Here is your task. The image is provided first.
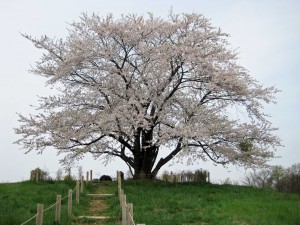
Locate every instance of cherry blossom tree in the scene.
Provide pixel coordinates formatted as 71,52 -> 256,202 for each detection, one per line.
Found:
15,12 -> 281,179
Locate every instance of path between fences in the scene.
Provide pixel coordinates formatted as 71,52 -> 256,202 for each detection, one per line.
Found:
76,172 -> 146,225
74,184 -> 115,225
19,171 -> 145,225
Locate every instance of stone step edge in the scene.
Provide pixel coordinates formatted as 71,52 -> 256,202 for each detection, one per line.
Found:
86,193 -> 114,197
77,216 -> 110,220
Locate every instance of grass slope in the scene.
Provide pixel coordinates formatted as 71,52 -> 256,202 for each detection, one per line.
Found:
0,181 -> 93,225
120,180 -> 300,225
1,180 -> 299,225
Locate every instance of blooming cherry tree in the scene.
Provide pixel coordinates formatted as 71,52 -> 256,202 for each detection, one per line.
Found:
15,12 -> 281,179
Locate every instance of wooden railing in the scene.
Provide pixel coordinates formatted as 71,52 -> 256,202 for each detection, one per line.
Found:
117,171 -> 145,225
20,171 -> 93,225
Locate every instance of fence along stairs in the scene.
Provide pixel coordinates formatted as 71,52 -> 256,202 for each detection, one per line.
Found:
117,171 -> 146,225
20,171 -> 115,225
76,186 -> 115,223
20,171 -> 145,225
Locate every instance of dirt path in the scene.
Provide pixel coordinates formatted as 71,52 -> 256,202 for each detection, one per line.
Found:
73,184 -> 116,225
89,198 -> 109,215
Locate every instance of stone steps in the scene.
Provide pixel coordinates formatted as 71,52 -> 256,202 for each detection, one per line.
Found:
77,215 -> 110,219
86,193 -> 114,197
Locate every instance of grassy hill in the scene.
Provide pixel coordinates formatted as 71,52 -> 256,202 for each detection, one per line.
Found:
1,180 -> 299,225
0,181 -> 94,225
119,180 -> 300,225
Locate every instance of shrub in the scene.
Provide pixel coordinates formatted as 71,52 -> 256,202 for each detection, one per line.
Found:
285,163 -> 300,194
30,168 -> 50,181
100,175 -> 112,181
63,175 -> 74,183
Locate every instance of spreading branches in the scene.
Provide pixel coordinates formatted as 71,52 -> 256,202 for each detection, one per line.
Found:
15,11 -> 281,177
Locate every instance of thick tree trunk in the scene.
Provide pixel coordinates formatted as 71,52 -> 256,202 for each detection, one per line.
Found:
130,128 -> 157,179
132,153 -> 157,179
128,128 -> 182,179
133,169 -> 155,179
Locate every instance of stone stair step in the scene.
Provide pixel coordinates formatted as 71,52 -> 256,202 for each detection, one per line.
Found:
87,193 -> 114,197
77,215 -> 110,219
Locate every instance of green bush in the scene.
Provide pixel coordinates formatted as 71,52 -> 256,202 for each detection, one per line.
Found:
30,168 -> 50,181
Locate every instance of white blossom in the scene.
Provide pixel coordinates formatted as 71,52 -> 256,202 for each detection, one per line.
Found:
15,12 -> 281,178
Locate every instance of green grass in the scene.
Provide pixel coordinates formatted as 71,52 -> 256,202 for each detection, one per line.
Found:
74,181 -> 121,225
1,180 -> 300,225
0,180 -> 94,225
120,180 -> 300,225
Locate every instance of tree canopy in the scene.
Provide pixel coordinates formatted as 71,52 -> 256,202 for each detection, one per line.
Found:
15,12 -> 281,178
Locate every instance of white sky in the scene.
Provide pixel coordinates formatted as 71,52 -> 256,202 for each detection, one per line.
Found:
1,0 -> 299,183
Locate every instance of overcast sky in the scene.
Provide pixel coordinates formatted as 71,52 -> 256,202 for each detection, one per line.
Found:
1,0 -> 299,183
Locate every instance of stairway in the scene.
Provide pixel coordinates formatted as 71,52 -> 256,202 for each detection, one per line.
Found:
74,185 -> 116,225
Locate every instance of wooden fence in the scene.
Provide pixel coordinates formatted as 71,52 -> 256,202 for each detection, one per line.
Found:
21,169 -> 172,225
117,171 -> 145,225
161,170 -> 210,183
20,170 -> 94,225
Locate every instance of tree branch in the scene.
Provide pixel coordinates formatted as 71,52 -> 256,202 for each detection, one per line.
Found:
152,137 -> 183,175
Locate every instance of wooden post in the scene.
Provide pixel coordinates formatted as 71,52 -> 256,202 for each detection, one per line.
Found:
207,171 -> 210,183
36,170 -> 39,183
36,204 -> 43,225
117,171 -> 121,201
120,189 -> 124,208
121,193 -> 127,225
81,176 -> 84,193
127,203 -> 134,225
86,171 -> 89,184
68,189 -> 72,217
55,195 -> 61,224
117,171 -> 122,188
76,180 -> 80,204
90,170 -> 93,182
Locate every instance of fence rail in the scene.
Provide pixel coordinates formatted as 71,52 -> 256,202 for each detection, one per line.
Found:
20,170 -> 92,225
22,169 -> 204,225
117,171 -> 145,225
